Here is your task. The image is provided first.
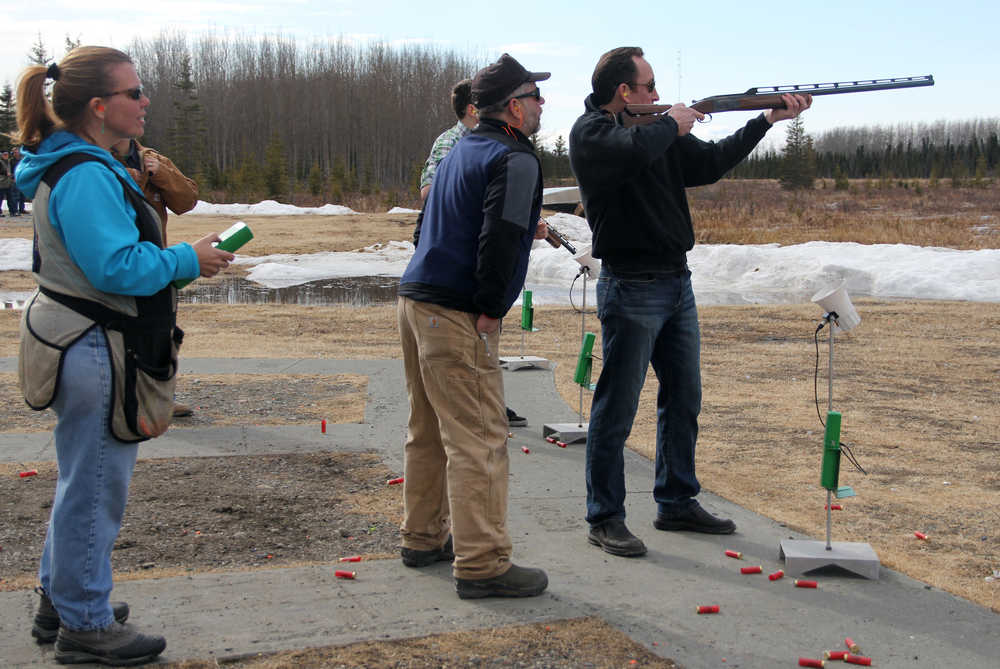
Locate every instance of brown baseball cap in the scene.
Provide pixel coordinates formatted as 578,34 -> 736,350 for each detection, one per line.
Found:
472,53 -> 550,108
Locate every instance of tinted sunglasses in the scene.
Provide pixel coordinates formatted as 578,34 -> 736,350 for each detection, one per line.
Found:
103,86 -> 145,100
512,87 -> 541,101
630,79 -> 656,93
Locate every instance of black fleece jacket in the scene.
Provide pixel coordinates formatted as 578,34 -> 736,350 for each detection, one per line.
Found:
569,94 -> 772,272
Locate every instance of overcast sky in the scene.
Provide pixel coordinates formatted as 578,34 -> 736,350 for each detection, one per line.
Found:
2,1 -> 996,147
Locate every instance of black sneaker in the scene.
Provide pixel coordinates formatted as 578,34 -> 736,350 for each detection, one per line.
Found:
506,407 -> 527,427
55,621 -> 165,666
588,519 -> 647,557
455,563 -> 548,599
401,535 -> 455,567
33,587 -> 130,644
653,502 -> 736,535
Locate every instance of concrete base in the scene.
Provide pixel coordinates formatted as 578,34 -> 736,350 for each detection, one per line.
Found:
779,539 -> 880,580
542,422 -> 588,444
499,355 -> 551,371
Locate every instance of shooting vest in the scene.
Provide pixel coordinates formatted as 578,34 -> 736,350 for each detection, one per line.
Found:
19,153 -> 182,442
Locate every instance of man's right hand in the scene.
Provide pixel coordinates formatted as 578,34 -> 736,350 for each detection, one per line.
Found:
667,103 -> 705,136
191,234 -> 236,278
477,314 -> 500,335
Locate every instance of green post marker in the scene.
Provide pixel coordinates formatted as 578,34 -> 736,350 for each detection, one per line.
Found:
174,221 -> 254,289
574,332 -> 596,387
521,290 -> 534,331
820,411 -> 842,491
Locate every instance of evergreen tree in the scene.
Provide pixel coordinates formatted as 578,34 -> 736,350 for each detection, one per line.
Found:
833,164 -> 849,191
63,34 -> 82,56
169,54 -> 207,179
0,85 -> 15,152
29,33 -> 50,65
308,161 -> 324,196
778,116 -> 816,190
263,133 -> 289,200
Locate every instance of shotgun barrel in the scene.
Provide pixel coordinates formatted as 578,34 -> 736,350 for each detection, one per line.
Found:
623,75 -> 934,126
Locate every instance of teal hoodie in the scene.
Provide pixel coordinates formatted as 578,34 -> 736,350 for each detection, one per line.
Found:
15,131 -> 199,295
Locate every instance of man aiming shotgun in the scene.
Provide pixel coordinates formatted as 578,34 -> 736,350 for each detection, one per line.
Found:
570,46 -> 811,557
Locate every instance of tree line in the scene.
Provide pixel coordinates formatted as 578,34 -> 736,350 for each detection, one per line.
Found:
2,33 -> 997,200
1,33 -> 480,205
732,117 -> 1000,186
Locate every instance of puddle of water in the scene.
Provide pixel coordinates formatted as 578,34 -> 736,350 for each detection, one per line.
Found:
178,276 -> 400,306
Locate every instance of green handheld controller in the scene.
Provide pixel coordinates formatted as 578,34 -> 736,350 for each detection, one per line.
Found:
173,221 -> 254,289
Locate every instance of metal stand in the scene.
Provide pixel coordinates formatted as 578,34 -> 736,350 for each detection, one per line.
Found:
543,267 -> 591,445
779,313 -> 880,579
499,307 -> 550,371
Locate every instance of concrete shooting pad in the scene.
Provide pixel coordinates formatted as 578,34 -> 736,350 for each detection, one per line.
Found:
1,356 -> 998,667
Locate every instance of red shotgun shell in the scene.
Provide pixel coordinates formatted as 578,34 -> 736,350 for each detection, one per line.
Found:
334,570 -> 356,579
795,579 -> 818,588
545,436 -> 557,443
695,605 -> 720,614
825,504 -> 843,510
914,531 -> 928,540
19,469 -> 38,478
321,419 -> 326,433
740,565 -> 763,574
825,650 -> 847,660
768,570 -> 785,581
339,556 -> 362,562
844,655 -> 871,666
798,659 -> 825,668
844,637 -> 860,653
387,477 -> 404,485
521,446 -> 530,454
724,549 -> 742,559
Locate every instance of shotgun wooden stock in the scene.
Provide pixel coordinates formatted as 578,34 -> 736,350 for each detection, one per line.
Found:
622,75 -> 934,127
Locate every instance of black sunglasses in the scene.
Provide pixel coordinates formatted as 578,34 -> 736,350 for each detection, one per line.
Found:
507,87 -> 542,104
102,86 -> 145,100
630,79 -> 656,93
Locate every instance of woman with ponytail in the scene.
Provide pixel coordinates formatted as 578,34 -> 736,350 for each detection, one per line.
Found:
13,46 -> 234,666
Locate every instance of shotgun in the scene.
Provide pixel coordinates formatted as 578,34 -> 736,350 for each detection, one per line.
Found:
622,75 -> 934,127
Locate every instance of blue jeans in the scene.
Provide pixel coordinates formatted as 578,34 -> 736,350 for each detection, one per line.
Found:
39,327 -> 138,631
585,268 -> 702,525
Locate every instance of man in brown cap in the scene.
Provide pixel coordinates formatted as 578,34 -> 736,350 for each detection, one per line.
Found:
396,53 -> 550,599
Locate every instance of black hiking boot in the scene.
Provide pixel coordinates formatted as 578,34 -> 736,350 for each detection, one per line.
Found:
33,587 -> 130,644
55,621 -> 165,666
401,535 -> 455,567
455,563 -> 548,599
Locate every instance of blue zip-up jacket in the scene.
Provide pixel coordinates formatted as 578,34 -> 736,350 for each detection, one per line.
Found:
16,131 -> 200,295
399,118 -> 541,318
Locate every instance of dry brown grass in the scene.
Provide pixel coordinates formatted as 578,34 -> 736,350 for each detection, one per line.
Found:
690,179 -> 999,248
162,617 -> 676,668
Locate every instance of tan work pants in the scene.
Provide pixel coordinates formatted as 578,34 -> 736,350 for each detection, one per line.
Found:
397,296 -> 512,579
